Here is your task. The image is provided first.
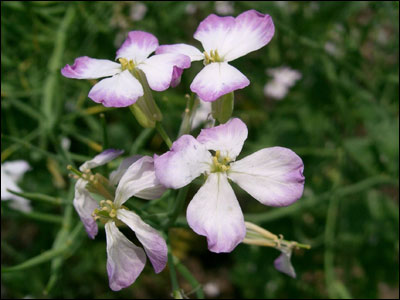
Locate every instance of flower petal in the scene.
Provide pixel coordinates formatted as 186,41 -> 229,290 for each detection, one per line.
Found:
116,31 -> 159,63
190,62 -> 249,102
220,10 -> 275,62
109,155 -> 143,186
117,209 -> 167,273
114,156 -> 166,207
228,147 -> 305,207
154,135 -> 212,189
187,173 -> 245,253
193,14 -> 235,55
88,70 -> 144,107
1,160 -> 31,182
79,149 -> 124,172
105,221 -> 146,291
197,118 -> 247,160
73,179 -> 98,239
170,66 -> 184,88
61,56 -> 121,79
156,44 -> 204,62
137,53 -> 191,91
274,251 -> 296,278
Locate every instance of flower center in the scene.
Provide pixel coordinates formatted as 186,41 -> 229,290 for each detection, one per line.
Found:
119,58 -> 136,71
210,150 -> 231,173
203,49 -> 223,65
92,200 -> 118,224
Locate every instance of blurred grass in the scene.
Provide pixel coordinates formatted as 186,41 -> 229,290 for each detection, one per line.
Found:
1,1 -> 399,299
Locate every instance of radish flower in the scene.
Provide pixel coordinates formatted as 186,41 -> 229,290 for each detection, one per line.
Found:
62,31 -> 190,107
156,10 -> 275,102
154,118 -> 304,253
71,149 -> 167,291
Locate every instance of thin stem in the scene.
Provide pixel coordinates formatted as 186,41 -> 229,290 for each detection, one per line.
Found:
155,122 -> 173,149
167,242 -> 182,299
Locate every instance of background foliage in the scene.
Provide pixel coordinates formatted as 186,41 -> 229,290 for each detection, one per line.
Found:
1,1 -> 399,299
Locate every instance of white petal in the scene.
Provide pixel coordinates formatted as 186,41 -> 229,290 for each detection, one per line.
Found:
187,173 -> 245,253
88,70 -> 144,107
274,249 -> 296,278
190,62 -> 249,102
79,149 -> 124,172
154,135 -> 212,189
105,221 -> 146,291
109,155 -> 143,186
137,53 -> 191,91
2,160 -> 31,182
117,209 -> 167,273
73,179 -> 99,239
197,118 -> 247,160
228,147 -> 305,207
156,43 -> 204,62
116,31 -> 158,63
114,156 -> 166,207
61,56 -> 121,79
219,10 -> 275,62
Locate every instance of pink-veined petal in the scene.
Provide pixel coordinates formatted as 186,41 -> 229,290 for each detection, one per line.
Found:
228,147 -> 305,207
190,62 -> 249,102
79,149 -> 124,172
193,14 -> 235,55
117,209 -> 167,274
105,221 -> 146,291
61,56 -> 121,79
137,53 -> 191,91
114,156 -> 166,207
73,179 -> 98,239
197,118 -> 247,160
116,31 -> 159,63
109,155 -> 143,186
156,44 -> 204,62
88,70 -> 144,107
221,10 -> 275,62
154,135 -> 212,189
187,173 -> 246,253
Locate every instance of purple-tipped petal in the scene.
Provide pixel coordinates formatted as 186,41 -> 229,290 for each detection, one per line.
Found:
137,53 -> 191,91
116,31 -> 159,63
154,135 -> 212,189
221,10 -> 275,62
170,66 -> 184,88
156,44 -> 204,62
73,179 -> 98,239
114,156 -> 166,207
190,62 -> 249,102
228,147 -> 305,207
187,173 -> 246,253
193,14 -> 235,55
105,221 -> 147,291
79,149 -> 124,172
117,209 -> 167,274
197,118 -> 248,160
88,70 -> 144,107
61,56 -> 121,79
274,251 -> 296,278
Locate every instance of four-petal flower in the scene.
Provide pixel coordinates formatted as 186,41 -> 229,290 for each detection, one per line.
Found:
154,118 -> 304,253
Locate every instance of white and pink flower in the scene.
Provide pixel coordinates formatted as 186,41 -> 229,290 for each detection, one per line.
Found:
156,10 -> 275,102
61,31 -> 191,107
73,149 -> 167,291
154,118 -> 304,253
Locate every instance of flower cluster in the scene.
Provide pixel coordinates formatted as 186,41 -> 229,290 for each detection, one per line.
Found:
61,9 -> 306,292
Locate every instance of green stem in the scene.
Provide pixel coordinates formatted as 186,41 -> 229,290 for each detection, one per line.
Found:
174,256 -> 204,299
155,122 -> 173,149
164,185 -> 189,229
7,190 -> 64,206
168,242 -> 182,299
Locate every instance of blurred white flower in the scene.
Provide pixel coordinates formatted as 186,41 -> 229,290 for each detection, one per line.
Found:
203,281 -> 220,297
264,66 -> 302,100
130,2 -> 147,21
215,1 -> 234,15
61,137 -> 71,151
185,3 -> 197,15
1,160 -> 31,212
191,100 -> 214,130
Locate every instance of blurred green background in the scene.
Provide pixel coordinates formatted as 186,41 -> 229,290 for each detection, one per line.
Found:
1,1 -> 399,299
